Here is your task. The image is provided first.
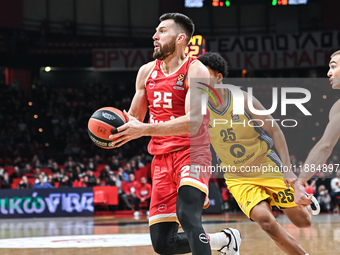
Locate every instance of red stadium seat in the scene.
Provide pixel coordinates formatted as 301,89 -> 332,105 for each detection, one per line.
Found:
3,167 -> 15,176
93,189 -> 108,210
137,166 -> 148,180
40,168 -> 51,175
73,180 -> 82,187
24,173 -> 34,178
11,178 -> 22,189
135,170 -> 141,182
93,186 -> 119,206
27,179 -> 36,186
96,164 -> 106,172
92,171 -> 100,178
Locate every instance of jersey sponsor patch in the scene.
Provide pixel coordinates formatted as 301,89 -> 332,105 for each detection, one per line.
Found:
158,204 -> 167,212
238,202 -> 245,211
148,80 -> 155,89
176,73 -> 185,86
230,144 -> 246,158
151,71 -> 158,79
231,110 -> 240,121
173,86 -> 185,90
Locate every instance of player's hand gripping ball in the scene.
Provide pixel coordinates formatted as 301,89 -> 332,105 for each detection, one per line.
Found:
88,107 -> 126,149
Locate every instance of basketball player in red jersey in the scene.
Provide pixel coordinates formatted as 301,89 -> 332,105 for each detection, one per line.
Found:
109,13 -> 241,255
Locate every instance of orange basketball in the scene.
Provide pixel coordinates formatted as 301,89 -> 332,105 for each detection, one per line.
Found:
88,107 -> 127,149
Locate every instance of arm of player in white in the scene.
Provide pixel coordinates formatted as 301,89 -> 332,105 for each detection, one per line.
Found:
299,104 -> 340,183
294,100 -> 340,208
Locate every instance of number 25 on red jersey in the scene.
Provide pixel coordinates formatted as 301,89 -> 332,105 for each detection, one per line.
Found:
153,91 -> 173,109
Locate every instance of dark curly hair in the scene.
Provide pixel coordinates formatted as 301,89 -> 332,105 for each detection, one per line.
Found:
198,52 -> 229,78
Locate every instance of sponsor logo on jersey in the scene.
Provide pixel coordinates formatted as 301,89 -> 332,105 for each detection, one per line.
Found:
238,202 -> 245,212
151,71 -> 157,79
158,204 -> 167,212
176,73 -> 185,86
231,110 -> 240,121
230,144 -> 246,158
233,152 -> 255,164
150,114 -> 174,124
173,86 -> 184,90
247,201 -> 251,206
149,80 -> 155,89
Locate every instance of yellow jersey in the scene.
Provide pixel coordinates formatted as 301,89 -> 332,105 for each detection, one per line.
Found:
208,90 -> 283,178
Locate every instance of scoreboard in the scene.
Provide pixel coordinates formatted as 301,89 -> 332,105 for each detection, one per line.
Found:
185,35 -> 206,58
185,0 -> 309,8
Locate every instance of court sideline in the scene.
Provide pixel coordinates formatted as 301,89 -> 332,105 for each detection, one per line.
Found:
0,213 -> 339,254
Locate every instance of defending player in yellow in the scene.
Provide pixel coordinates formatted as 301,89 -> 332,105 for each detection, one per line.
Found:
199,52 -> 317,255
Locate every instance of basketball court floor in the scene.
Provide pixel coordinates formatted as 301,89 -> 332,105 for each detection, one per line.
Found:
0,212 -> 339,255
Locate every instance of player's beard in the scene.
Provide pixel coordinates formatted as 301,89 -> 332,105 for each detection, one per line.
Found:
153,37 -> 176,60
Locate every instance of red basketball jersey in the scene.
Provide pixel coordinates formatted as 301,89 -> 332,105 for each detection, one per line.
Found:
145,56 -> 210,155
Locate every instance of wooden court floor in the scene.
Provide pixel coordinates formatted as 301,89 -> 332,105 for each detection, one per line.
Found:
0,212 -> 339,255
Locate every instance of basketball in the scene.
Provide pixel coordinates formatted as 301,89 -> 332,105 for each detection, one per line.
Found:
88,107 -> 127,149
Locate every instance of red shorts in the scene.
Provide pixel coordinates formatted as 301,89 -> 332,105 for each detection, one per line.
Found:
148,146 -> 211,226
